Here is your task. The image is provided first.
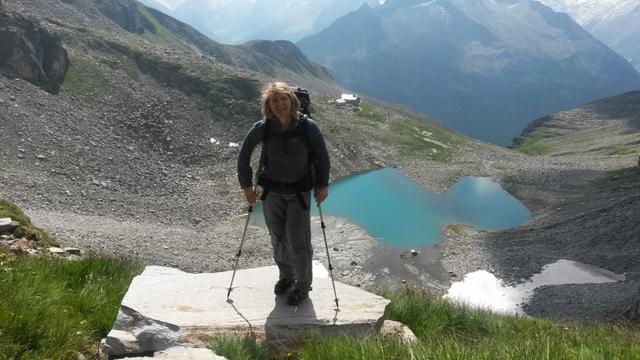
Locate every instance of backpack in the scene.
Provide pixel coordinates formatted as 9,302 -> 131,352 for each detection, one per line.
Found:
293,87 -> 311,115
257,87 -> 318,207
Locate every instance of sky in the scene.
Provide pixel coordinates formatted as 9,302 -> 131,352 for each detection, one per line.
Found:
154,0 -> 387,10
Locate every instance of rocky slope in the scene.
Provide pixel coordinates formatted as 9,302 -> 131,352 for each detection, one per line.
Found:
0,0 -> 472,273
462,93 -> 640,321
514,90 -> 640,155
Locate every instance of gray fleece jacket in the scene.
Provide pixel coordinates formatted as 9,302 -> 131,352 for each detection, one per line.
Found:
237,114 -> 330,191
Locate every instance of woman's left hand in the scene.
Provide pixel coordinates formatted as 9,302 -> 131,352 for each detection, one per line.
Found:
314,187 -> 328,205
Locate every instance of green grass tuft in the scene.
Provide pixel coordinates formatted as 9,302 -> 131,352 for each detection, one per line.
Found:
388,121 -> 457,161
0,198 -> 58,247
0,256 -> 142,359
294,289 -> 640,359
208,335 -> 270,360
516,134 -> 553,155
136,5 -> 194,53
63,52 -> 109,103
356,103 -> 387,123
613,147 -> 640,155
447,224 -> 465,234
99,56 -> 141,81
297,336 -> 412,360
607,166 -> 640,181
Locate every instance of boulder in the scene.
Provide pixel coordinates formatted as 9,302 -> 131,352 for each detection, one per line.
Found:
379,320 -> 417,345
104,262 -> 390,357
48,247 -> 65,255
9,237 -> 30,252
0,9 -> 69,93
0,217 -> 18,233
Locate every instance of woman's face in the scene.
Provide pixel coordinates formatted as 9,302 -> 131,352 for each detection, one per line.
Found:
269,91 -> 292,121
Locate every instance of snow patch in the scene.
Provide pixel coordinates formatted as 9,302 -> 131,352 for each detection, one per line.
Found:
445,259 -> 625,315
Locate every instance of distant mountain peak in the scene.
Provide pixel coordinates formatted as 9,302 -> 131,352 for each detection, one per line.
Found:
538,0 -> 640,72
298,0 -> 640,144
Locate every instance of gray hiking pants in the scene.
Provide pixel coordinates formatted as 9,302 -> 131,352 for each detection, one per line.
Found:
263,191 -> 313,290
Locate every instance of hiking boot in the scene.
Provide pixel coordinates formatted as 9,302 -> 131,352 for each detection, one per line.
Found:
274,278 -> 294,295
286,287 -> 309,305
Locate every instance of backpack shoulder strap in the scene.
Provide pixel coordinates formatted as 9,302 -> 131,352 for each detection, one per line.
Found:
300,114 -> 317,162
258,119 -> 271,169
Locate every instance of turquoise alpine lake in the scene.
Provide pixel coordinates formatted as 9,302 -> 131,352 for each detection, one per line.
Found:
254,168 -> 531,248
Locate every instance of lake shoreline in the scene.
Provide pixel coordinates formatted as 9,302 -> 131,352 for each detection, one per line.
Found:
402,145 -> 640,322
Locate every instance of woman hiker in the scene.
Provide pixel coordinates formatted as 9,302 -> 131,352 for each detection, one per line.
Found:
237,81 -> 330,305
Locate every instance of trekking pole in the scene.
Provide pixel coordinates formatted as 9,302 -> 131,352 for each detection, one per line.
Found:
317,199 -> 340,310
227,205 -> 253,300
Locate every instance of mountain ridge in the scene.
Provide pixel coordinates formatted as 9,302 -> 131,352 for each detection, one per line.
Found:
139,0 -> 379,44
514,90 -> 640,156
538,0 -> 640,72
297,0 -> 640,145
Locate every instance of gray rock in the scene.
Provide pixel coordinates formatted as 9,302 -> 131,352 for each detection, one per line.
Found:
64,247 -> 82,255
9,238 -> 30,252
48,247 -> 65,255
155,347 -> 226,359
104,330 -> 139,356
121,346 -> 227,359
105,264 -> 390,356
379,320 -> 417,345
0,10 -> 68,93
0,218 -> 18,233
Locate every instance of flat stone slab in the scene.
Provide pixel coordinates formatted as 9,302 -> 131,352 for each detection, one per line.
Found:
121,346 -> 227,359
105,262 -> 390,356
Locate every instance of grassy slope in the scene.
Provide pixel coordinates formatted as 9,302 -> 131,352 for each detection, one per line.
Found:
0,256 -> 143,359
209,289 -> 640,360
515,91 -> 640,156
0,199 -> 143,358
314,98 -> 469,164
0,199 -> 58,247
2,257 -> 638,359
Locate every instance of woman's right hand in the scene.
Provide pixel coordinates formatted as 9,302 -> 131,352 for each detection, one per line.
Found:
243,186 -> 258,204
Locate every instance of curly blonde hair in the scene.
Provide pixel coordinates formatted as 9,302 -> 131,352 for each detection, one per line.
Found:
260,81 -> 300,120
